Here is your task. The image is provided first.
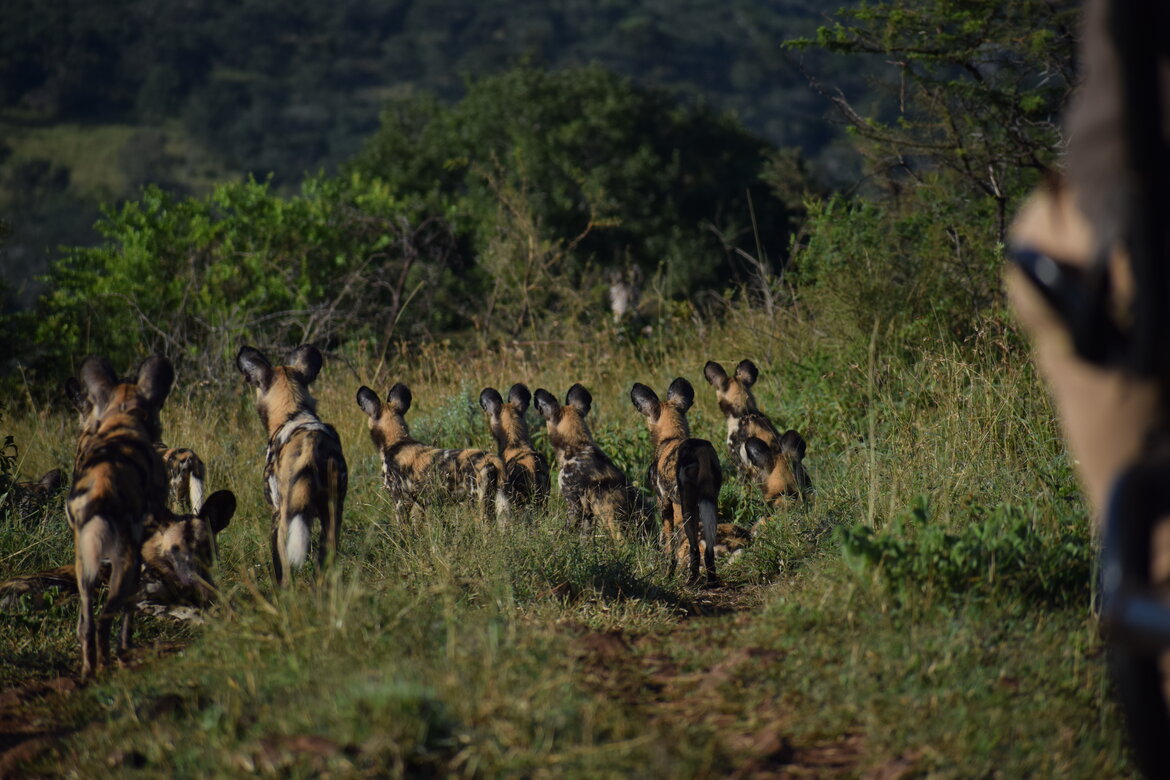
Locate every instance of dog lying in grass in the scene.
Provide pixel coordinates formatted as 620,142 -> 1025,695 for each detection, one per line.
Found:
704,359 -> 812,506
479,383 -> 550,509
533,383 -> 646,539
1,490 -> 236,618
237,345 -> 348,586
357,383 -> 510,522
630,377 -> 723,585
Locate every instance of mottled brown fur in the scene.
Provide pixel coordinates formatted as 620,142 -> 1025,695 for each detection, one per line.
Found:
479,384 -> 550,509
704,359 -> 812,506
67,375 -> 206,512
238,345 -> 348,586
631,378 -> 723,585
533,384 -> 645,539
67,355 -> 173,678
358,383 -> 509,522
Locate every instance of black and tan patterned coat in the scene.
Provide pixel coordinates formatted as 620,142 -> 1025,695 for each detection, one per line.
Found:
357,383 -> 509,522
237,345 -> 348,586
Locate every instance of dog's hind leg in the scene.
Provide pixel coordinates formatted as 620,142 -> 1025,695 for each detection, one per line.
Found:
74,519 -> 109,678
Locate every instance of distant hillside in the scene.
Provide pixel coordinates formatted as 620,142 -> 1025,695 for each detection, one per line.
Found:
0,0 -> 864,306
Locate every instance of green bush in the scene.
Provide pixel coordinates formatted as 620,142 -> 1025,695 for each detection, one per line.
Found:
31,175 -> 468,384
352,64 -> 794,296
838,497 -> 1092,607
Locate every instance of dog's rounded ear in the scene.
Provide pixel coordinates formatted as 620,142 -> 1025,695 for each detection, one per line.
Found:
735,359 -> 759,387
78,355 -> 119,415
745,437 -> 774,471
533,389 -> 559,421
289,344 -> 323,385
356,386 -> 382,419
480,387 -> 503,416
566,384 -> 592,416
704,361 -> 729,391
387,383 -> 413,415
136,355 -> 174,407
666,377 -> 694,412
507,383 -> 532,414
780,430 -> 807,461
64,377 -> 90,416
236,346 -> 274,391
201,490 -> 237,535
630,383 -> 661,420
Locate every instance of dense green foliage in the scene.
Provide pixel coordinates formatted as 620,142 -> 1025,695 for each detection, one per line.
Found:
29,175 -> 469,381
353,65 -> 792,295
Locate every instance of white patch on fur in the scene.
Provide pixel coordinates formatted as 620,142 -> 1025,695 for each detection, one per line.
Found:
286,514 -> 309,568
268,474 -> 281,504
189,476 -> 206,514
495,490 -> 511,524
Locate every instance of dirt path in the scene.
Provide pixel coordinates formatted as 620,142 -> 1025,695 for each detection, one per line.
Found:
0,588 -> 913,778
564,586 -> 912,779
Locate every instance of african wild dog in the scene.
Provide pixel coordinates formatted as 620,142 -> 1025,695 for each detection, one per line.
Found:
744,433 -> 812,509
533,384 -> 645,539
704,359 -> 812,504
356,383 -> 510,522
67,355 -> 173,678
630,378 -> 723,585
66,376 -> 206,512
237,345 -> 348,586
1,490 -> 236,614
479,384 -> 550,509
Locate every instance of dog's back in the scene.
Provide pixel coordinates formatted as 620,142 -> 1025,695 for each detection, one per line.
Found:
535,384 -> 644,538
238,345 -> 348,585
359,383 -> 508,521
480,384 -> 551,508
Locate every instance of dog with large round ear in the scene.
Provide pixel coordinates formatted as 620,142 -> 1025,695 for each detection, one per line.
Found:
745,433 -> 811,506
630,376 -> 721,586
630,383 -> 662,422
734,359 -> 758,387
387,383 -> 412,415
67,353 -> 176,679
533,388 -> 561,423
480,383 -> 549,509
565,383 -> 592,417
361,381 -> 511,523
77,355 -> 120,417
235,343 -> 347,587
537,384 -> 644,540
507,383 -> 532,413
236,346 -> 274,392
704,361 -> 730,392
288,344 -> 323,386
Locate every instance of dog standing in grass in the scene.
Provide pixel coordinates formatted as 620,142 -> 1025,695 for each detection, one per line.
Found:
630,378 -> 723,585
704,359 -> 811,505
479,384 -> 550,509
533,383 -> 645,539
237,345 -> 347,586
67,355 -> 173,678
357,383 -> 510,522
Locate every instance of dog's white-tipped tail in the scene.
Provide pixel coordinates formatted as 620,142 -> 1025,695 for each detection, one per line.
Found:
699,497 -> 718,554
189,475 -> 205,514
495,489 -> 511,526
287,514 -> 309,568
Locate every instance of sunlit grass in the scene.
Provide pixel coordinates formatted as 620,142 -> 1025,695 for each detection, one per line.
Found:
0,304 -> 1133,776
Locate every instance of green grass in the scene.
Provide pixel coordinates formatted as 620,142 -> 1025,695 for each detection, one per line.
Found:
0,304 -> 1136,777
